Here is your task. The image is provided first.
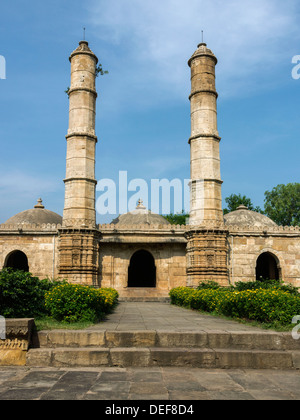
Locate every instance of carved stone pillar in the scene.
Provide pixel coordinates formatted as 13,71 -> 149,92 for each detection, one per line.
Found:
58,228 -> 100,286
59,40 -> 100,285
186,42 -> 229,286
186,227 -> 228,287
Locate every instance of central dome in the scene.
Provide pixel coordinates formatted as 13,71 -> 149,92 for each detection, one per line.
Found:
112,200 -> 171,226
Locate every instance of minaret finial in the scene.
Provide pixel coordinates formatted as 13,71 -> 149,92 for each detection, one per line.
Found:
201,30 -> 204,44
34,198 -> 45,209
83,27 -> 86,41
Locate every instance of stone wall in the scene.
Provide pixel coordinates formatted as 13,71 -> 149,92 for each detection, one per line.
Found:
0,222 -> 299,292
98,224 -> 187,297
0,224 -> 60,279
228,225 -> 300,287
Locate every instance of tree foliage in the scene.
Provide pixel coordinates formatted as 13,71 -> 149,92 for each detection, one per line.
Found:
264,183 -> 300,226
163,211 -> 189,225
223,193 -> 263,215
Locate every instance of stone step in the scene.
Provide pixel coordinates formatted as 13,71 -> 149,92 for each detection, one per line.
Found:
26,347 -> 300,369
118,289 -> 170,302
119,297 -> 170,302
33,330 -> 300,351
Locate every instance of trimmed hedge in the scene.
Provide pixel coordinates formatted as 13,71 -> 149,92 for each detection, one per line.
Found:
169,286 -> 300,326
45,283 -> 119,323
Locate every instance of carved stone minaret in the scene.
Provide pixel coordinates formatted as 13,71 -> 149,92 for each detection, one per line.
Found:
186,42 -> 229,286
63,40 -> 98,228
59,41 -> 100,285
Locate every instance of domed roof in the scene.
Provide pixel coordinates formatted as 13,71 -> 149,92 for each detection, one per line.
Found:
112,200 -> 171,226
224,205 -> 277,229
4,199 -> 62,225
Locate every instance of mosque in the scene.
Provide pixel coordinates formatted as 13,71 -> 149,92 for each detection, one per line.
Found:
0,40 -> 299,300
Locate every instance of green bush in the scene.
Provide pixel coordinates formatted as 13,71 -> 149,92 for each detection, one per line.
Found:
169,287 -> 197,307
0,268 -> 61,318
197,280 -> 221,290
234,279 -> 299,295
169,286 -> 300,326
219,288 -> 300,324
45,283 -> 118,323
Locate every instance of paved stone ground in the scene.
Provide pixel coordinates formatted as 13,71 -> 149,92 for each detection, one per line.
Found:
86,302 -> 266,332
1,303 -> 299,400
0,366 -> 299,400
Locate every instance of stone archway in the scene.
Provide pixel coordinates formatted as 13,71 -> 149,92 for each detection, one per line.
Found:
5,250 -> 29,272
256,252 -> 280,281
128,250 -> 156,288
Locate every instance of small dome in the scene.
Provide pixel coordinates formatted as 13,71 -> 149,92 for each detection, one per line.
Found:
224,205 -> 277,229
112,200 -> 171,226
4,199 -> 62,225
188,42 -> 218,66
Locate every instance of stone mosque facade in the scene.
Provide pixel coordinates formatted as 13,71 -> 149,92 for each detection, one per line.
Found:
0,40 -> 299,299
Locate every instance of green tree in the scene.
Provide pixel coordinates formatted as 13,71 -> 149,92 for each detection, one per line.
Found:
264,183 -> 300,226
163,211 -> 189,225
223,193 -> 263,215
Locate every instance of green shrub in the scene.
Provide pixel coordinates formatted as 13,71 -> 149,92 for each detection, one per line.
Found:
219,288 -> 300,324
169,287 -> 197,307
197,280 -> 221,290
234,279 -> 299,295
45,283 -> 118,323
0,268 -> 61,318
169,286 -> 300,326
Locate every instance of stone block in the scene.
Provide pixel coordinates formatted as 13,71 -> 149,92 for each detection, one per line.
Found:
0,318 -> 35,366
110,348 -> 151,367
207,332 -> 231,348
150,348 -> 216,367
291,351 -> 300,369
51,348 -> 110,367
44,331 -> 106,348
0,349 -> 27,366
229,332 -> 285,350
156,332 -> 208,348
215,349 -> 254,368
252,351 -> 293,369
26,348 -> 52,367
105,331 -> 156,348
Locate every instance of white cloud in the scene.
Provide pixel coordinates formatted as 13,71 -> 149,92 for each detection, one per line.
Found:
88,0 -> 300,108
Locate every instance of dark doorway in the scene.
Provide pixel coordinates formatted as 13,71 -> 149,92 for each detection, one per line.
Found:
128,250 -> 156,288
256,252 -> 279,281
5,251 -> 29,272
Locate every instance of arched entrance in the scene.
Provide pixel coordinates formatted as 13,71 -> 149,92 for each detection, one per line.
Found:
5,250 -> 29,272
128,250 -> 156,288
256,252 -> 280,281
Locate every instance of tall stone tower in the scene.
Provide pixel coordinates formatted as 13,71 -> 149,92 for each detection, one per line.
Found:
186,42 -> 229,286
59,40 -> 100,285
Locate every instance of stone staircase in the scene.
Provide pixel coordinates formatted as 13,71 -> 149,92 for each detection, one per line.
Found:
26,330 -> 300,369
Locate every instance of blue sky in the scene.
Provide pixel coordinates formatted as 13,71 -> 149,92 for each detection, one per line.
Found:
0,0 -> 299,224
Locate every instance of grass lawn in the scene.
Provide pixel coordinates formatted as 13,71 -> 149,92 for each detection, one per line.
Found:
34,317 -> 96,331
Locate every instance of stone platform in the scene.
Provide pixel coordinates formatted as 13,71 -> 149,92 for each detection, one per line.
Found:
26,302 -> 300,370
